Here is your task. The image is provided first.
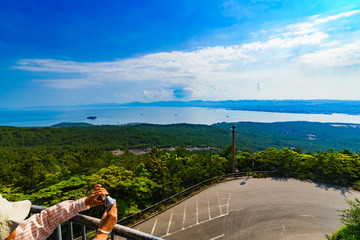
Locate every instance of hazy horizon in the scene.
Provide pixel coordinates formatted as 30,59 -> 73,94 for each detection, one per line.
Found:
1,0 -> 360,108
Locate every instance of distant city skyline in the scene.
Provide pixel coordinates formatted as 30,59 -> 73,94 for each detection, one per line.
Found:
1,0 -> 360,108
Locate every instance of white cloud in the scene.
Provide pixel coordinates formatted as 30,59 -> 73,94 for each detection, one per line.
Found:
14,9 -> 360,100
32,79 -> 104,88
314,10 -> 360,24
298,41 -> 360,67
283,9 -> 360,37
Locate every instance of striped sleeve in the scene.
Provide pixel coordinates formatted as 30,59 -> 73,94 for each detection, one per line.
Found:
14,197 -> 89,240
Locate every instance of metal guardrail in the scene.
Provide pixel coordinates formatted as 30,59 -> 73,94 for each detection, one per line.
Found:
30,205 -> 164,240
118,171 -> 250,226
29,171 -> 358,239
118,170 -> 359,226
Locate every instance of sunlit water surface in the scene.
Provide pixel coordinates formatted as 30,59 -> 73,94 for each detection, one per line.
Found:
2,107 -> 360,127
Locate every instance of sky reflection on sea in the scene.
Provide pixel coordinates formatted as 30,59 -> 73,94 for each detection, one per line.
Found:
2,107 -> 360,127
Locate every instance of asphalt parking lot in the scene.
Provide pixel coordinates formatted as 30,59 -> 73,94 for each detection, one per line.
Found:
118,177 -> 360,240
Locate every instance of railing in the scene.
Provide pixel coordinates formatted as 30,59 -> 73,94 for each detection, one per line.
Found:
29,205 -> 164,240
30,171 -> 357,239
118,171 -> 249,226
118,170 -> 358,226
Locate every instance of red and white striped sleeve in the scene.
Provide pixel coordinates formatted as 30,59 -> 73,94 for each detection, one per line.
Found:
14,197 -> 89,240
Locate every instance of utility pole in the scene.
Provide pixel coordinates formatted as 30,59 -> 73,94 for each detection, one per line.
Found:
232,126 -> 236,173
209,147 -> 215,179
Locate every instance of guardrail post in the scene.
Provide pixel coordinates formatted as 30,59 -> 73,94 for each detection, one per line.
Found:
53,224 -> 62,240
82,225 -> 86,240
69,222 -> 74,240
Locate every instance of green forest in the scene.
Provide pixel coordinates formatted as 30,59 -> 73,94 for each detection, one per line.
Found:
2,121 -> 360,152
1,122 -> 360,238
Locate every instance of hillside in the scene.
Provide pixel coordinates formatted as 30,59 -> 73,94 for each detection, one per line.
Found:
214,121 -> 360,152
1,121 -> 360,152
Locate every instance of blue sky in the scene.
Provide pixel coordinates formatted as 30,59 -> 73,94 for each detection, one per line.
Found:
1,0 -> 360,108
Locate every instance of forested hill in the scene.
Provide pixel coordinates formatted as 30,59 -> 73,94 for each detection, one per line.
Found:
2,120 -> 360,230
1,121 -> 360,152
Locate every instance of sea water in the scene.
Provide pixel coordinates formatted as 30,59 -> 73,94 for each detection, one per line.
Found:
2,106 -> 360,127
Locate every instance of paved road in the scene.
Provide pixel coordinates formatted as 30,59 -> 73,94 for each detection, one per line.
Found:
119,177 -> 360,240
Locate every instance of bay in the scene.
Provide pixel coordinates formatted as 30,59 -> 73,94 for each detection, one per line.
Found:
1,106 -> 360,127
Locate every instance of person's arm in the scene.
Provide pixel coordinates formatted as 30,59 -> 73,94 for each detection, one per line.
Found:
94,203 -> 118,240
14,186 -> 109,240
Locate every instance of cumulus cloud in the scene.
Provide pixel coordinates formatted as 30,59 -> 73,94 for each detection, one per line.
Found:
13,9 -> 360,100
298,41 -> 360,67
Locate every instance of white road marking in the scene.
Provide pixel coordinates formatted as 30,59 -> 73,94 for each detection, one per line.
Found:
162,213 -> 228,238
236,208 -> 244,212
182,203 -> 187,230
151,219 -> 157,235
166,210 -> 174,236
207,192 -> 211,220
196,197 -> 199,224
216,190 -> 222,215
210,234 -> 225,240
226,193 -> 232,214
282,225 -> 290,240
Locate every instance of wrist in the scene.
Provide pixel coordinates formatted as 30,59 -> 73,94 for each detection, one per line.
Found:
98,228 -> 111,234
94,230 -> 109,240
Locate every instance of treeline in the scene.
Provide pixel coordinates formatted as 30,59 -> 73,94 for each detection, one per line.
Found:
0,124 -> 231,150
0,145 -> 229,218
2,144 -> 360,219
3,121 -> 360,153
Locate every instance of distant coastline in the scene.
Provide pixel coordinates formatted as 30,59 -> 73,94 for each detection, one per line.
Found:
19,99 -> 360,116
4,100 -> 360,127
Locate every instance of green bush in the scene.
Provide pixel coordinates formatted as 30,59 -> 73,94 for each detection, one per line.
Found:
327,198 -> 360,239
326,224 -> 360,240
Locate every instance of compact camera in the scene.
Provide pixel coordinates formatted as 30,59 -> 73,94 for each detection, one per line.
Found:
104,195 -> 116,210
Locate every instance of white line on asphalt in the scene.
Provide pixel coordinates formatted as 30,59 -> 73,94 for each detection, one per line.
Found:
282,225 -> 289,240
161,213 -> 228,238
207,192 -> 211,220
151,219 -> 157,235
182,203 -> 187,230
210,234 -> 225,240
166,210 -> 174,236
226,193 -> 232,214
196,197 -> 199,224
216,190 -> 222,215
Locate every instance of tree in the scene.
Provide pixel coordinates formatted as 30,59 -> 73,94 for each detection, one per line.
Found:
326,198 -> 360,239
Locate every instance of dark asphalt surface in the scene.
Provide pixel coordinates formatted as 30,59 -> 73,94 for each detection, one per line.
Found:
118,177 -> 360,240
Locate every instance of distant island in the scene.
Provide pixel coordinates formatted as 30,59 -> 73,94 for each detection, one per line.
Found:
86,116 -> 97,120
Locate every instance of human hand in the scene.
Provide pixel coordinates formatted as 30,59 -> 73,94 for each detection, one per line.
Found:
85,184 -> 109,207
99,203 -> 118,231
94,204 -> 118,240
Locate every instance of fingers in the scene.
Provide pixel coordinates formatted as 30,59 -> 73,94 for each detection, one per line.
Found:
109,203 -> 117,214
92,189 -> 109,205
99,203 -> 118,232
92,188 -> 109,196
86,185 -> 110,207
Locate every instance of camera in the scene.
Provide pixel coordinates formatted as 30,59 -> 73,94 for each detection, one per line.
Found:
104,195 -> 116,210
